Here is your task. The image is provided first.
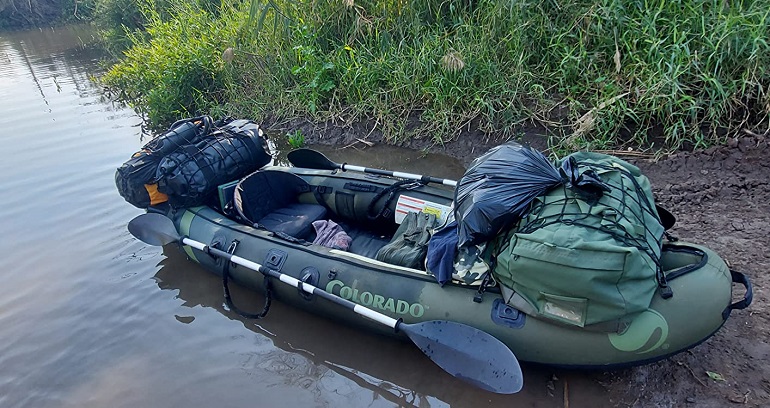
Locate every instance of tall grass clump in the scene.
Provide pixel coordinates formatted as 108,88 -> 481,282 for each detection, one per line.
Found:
92,0 -> 150,55
93,0 -> 222,55
103,0 -> 770,150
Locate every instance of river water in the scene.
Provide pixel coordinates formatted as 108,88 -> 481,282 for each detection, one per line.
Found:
0,25 -> 605,408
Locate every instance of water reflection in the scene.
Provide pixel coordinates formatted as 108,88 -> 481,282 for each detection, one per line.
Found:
156,246 -> 439,407
0,25 -> 104,104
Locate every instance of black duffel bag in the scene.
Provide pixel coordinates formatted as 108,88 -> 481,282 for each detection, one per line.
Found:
156,119 -> 272,208
115,116 -> 213,208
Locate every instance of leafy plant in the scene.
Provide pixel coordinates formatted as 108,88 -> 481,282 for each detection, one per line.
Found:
101,1 -> 240,128
286,129 -> 305,149
289,24 -> 338,114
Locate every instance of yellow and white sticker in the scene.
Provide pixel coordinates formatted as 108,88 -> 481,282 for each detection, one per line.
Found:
395,195 -> 452,224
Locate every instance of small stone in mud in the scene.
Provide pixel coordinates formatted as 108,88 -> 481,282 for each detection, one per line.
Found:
738,137 -> 755,152
174,315 -> 195,324
727,393 -> 745,404
685,396 -> 696,403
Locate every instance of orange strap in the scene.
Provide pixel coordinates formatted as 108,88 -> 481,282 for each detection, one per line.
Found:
144,183 -> 168,205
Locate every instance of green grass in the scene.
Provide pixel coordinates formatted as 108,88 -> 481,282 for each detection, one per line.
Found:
101,0 -> 770,151
102,2 -> 239,125
286,129 -> 305,148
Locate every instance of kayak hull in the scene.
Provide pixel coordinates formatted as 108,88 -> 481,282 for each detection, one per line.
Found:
168,166 -> 744,368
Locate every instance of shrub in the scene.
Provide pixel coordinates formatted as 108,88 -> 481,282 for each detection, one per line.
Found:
102,2 -> 240,127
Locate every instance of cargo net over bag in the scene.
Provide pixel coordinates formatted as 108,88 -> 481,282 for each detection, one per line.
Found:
115,116 -> 214,208
493,151 -> 667,330
156,119 -> 272,208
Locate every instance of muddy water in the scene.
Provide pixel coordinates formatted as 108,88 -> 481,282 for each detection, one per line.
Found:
0,26 -> 606,408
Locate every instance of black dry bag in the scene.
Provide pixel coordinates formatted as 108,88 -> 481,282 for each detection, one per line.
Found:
115,116 -> 212,208
156,119 -> 272,208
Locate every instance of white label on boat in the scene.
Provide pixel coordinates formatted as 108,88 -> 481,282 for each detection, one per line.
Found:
395,195 -> 451,224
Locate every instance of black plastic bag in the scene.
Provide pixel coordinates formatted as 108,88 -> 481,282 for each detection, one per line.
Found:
454,142 -> 563,248
559,156 -> 612,203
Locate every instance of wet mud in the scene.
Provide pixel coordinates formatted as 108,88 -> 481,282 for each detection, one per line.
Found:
270,117 -> 769,407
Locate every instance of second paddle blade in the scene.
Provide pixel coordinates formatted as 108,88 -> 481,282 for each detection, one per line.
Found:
286,148 -> 338,170
401,320 -> 523,394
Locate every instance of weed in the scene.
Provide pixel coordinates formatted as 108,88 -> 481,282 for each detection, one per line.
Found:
286,129 -> 305,148
101,1 -> 240,128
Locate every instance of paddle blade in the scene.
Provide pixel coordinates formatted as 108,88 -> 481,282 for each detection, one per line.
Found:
286,148 -> 339,171
401,320 -> 523,394
128,213 -> 182,246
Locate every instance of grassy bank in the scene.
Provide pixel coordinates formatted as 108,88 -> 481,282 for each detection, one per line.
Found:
102,0 -> 770,151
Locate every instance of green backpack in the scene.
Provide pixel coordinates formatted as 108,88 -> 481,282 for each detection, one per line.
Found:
493,152 -> 666,331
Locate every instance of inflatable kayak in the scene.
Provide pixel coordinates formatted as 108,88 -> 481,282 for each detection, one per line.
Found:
152,164 -> 751,369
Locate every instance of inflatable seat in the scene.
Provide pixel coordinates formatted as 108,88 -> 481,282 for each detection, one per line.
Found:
258,203 -> 326,238
234,170 -> 326,239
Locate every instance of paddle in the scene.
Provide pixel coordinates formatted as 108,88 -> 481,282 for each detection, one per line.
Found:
287,148 -> 458,187
128,213 -> 523,394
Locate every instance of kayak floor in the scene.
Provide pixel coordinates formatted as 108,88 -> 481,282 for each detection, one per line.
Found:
338,222 -> 391,259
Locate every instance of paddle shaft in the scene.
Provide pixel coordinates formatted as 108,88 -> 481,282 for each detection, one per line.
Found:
286,148 -> 458,187
181,237 -> 401,329
340,163 -> 458,187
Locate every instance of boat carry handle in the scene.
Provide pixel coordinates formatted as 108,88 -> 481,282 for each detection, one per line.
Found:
722,270 -> 753,320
